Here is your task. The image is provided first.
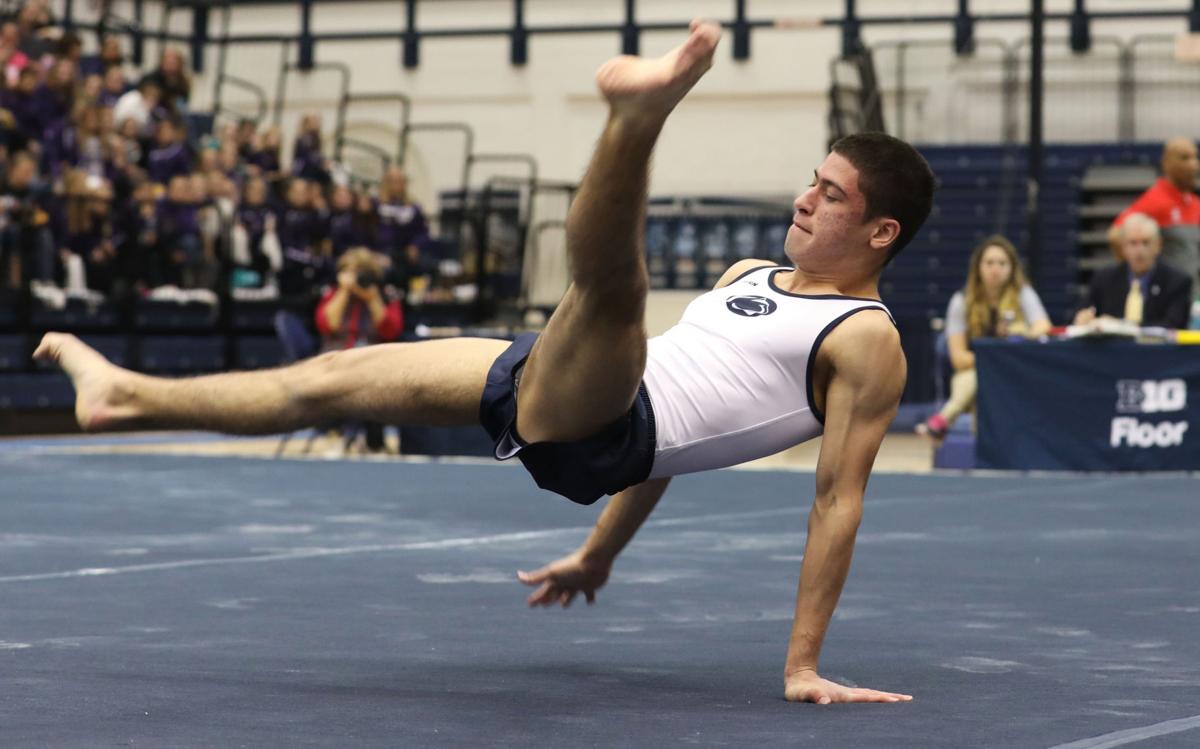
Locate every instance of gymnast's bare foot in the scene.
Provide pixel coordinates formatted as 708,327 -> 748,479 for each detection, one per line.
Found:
596,18 -> 721,127
33,333 -> 142,431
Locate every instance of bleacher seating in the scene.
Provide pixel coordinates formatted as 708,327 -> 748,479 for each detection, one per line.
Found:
0,334 -> 26,371
234,336 -> 287,370
29,298 -> 121,331
891,142 -> 1162,325
139,335 -> 227,373
133,298 -> 220,332
0,373 -> 74,409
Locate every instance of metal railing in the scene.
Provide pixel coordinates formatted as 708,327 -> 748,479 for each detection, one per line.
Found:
873,34 -> 1200,145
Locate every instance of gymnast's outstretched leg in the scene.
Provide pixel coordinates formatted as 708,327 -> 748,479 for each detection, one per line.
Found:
33,333 -> 508,434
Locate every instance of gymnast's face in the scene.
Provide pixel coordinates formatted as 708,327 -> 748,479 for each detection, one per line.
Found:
785,152 -> 889,272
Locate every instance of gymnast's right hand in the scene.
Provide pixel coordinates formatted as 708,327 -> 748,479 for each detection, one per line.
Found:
517,549 -> 611,608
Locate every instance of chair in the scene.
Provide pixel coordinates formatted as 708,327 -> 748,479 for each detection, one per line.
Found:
928,327 -> 976,469
272,310 -> 361,457
274,310 -> 317,362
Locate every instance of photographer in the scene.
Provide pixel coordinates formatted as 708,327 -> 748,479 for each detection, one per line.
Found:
315,247 -> 402,349
314,247 -> 403,453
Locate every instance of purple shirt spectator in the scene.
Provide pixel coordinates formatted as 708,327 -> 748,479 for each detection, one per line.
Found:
98,88 -> 124,109
33,84 -> 72,133
1,89 -> 45,141
377,200 -> 429,255
277,206 -> 331,294
247,147 -> 280,175
147,142 -> 192,185
291,132 -> 325,181
237,204 -> 271,249
157,198 -> 199,240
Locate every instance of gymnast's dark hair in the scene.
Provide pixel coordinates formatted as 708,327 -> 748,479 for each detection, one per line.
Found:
830,132 -> 936,267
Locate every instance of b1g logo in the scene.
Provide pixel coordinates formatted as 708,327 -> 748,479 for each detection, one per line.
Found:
726,295 -> 777,317
1111,379 -> 1189,448
1115,379 -> 1186,414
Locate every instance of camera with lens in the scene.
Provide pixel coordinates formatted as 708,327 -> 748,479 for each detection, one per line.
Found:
356,269 -> 380,288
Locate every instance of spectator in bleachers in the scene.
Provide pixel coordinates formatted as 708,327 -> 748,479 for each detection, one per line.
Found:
94,34 -> 124,74
1109,137 -> 1200,287
145,47 -> 190,116
233,119 -> 255,160
112,75 -> 162,141
236,175 -> 270,244
308,178 -> 330,251
0,150 -> 54,286
1,22 -> 31,78
32,62 -> 74,177
917,235 -> 1051,445
231,175 -> 278,291
15,1 -> 54,62
37,57 -> 77,130
277,176 -> 330,297
71,103 -> 107,178
108,121 -> 141,196
217,139 -> 244,186
195,142 -> 218,176
377,165 -> 429,288
1075,212 -> 1193,330
291,113 -> 328,185
61,170 -> 118,294
315,246 -> 402,453
155,174 -> 205,288
98,65 -> 126,108
119,179 -> 158,289
246,125 -> 281,178
80,70 -> 102,106
1,66 -> 41,150
353,187 -> 379,249
192,171 -> 220,272
146,117 -> 191,185
56,31 -> 82,69
328,182 -> 366,258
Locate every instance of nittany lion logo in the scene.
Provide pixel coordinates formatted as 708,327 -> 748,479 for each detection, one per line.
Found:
725,295 -> 777,317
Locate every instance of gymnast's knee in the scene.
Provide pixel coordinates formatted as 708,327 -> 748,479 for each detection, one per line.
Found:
290,349 -> 351,410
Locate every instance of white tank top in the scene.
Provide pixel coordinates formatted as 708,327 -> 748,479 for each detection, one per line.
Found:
643,265 -> 893,479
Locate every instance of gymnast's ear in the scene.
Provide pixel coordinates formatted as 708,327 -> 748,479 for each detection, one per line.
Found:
868,217 -> 900,251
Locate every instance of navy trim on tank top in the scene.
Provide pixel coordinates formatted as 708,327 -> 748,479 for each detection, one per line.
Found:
805,306 -> 893,425
724,263 -> 777,287
768,268 -> 885,303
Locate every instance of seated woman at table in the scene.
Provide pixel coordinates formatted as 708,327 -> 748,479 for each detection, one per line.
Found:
917,235 -> 1052,444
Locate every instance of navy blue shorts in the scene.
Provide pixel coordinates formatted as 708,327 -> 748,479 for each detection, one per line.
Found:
478,332 -> 657,506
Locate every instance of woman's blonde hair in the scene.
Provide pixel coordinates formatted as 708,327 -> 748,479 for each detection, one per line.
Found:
337,247 -> 384,276
963,234 -> 1028,340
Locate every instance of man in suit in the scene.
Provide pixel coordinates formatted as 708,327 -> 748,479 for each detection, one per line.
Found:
1076,212 -> 1194,329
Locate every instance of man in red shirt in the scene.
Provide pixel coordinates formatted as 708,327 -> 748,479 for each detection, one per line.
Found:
1110,137 -> 1200,286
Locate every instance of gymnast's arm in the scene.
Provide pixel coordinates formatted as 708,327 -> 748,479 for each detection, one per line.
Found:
783,312 -> 911,704
518,477 -> 671,607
